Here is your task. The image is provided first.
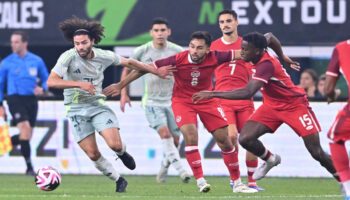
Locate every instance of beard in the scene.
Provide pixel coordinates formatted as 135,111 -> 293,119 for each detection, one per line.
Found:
78,46 -> 92,58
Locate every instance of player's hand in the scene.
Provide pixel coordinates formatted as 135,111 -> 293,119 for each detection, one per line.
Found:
192,91 -> 213,104
103,83 -> 122,97
79,82 -> 95,95
34,85 -> 44,96
120,94 -> 131,112
327,89 -> 341,104
282,55 -> 300,71
156,65 -> 176,79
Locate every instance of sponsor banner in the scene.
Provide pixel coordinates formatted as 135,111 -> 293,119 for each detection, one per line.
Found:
0,101 -> 346,177
0,0 -> 349,46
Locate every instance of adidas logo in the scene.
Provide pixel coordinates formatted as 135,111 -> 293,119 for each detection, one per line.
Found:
145,57 -> 153,63
73,69 -> 81,73
106,119 -> 113,125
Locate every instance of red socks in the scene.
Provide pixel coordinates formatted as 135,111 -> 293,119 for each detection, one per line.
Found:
185,145 -> 203,179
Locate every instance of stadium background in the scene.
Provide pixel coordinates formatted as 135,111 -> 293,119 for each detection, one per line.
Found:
0,0 -> 349,178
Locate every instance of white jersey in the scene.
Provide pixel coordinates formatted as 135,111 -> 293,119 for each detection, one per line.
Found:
52,47 -> 121,105
131,41 -> 183,106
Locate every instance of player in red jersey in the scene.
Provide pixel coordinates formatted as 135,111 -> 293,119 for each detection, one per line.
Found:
193,32 -> 340,183
325,39 -> 350,199
211,9 -> 262,191
104,31 -> 297,193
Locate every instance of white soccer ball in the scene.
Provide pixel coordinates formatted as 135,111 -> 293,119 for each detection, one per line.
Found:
35,166 -> 61,191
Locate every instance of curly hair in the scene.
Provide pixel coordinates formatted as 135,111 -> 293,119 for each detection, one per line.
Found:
58,16 -> 105,44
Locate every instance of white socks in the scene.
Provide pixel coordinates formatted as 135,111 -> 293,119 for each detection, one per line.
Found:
93,156 -> 120,181
116,142 -> 126,156
344,180 -> 350,195
162,137 -> 187,176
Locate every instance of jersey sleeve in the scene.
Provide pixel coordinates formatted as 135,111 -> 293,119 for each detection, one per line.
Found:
215,50 -> 234,65
130,46 -> 143,61
51,51 -> 72,77
154,55 -> 176,68
326,47 -> 340,77
0,61 -> 8,103
37,58 -> 49,90
252,60 -> 274,84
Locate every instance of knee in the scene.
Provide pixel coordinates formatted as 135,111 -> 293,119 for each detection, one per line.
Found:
86,151 -> 101,161
108,141 -> 123,152
238,133 -> 250,148
308,146 -> 324,161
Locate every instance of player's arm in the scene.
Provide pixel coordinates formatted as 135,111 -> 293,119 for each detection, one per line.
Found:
103,69 -> 146,97
0,63 -> 8,118
192,79 -> 263,103
264,32 -> 300,71
119,67 -> 133,112
324,47 -> 341,103
119,57 -> 174,79
47,72 -> 95,95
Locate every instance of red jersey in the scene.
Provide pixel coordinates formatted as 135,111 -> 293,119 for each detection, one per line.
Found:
154,50 -> 234,103
326,39 -> 350,105
252,51 -> 307,109
211,37 -> 253,106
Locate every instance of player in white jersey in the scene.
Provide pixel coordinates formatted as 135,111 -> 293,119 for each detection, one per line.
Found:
120,17 -> 190,183
47,17 -> 172,193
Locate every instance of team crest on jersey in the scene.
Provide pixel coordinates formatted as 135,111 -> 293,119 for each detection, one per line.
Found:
176,115 -> 182,123
191,71 -> 200,86
29,67 -> 37,76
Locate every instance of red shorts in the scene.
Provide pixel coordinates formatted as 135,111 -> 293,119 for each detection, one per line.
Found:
172,99 -> 228,132
249,103 -> 321,137
220,101 -> 254,132
328,104 -> 350,142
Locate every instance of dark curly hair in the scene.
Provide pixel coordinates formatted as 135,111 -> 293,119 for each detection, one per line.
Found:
59,16 -> 105,44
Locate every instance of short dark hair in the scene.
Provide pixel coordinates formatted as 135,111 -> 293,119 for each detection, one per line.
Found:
218,9 -> 238,21
242,32 -> 267,50
152,17 -> 169,28
59,16 -> 105,44
190,31 -> 212,47
12,31 -> 29,42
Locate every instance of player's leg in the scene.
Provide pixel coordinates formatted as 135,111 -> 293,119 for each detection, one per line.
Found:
239,120 -> 281,180
328,109 -> 350,197
78,133 -> 127,192
237,107 -> 264,191
94,106 -> 135,170
302,133 -> 338,179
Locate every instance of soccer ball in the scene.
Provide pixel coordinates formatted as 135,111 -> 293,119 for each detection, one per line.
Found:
35,166 -> 61,191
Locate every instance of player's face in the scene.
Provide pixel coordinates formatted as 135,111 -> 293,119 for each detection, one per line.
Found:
11,34 -> 27,55
150,24 -> 170,45
73,34 -> 94,58
218,14 -> 238,36
189,39 -> 209,63
240,40 -> 258,63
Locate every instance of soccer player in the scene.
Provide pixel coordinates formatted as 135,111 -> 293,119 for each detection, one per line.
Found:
119,17 -> 190,183
210,9 -> 261,191
193,32 -> 340,183
0,31 -> 49,176
46,17 -> 171,193
325,39 -> 350,200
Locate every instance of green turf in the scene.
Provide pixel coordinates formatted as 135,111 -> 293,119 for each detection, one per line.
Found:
0,174 -> 343,200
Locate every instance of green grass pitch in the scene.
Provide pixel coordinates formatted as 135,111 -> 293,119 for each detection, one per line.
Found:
0,174 -> 343,200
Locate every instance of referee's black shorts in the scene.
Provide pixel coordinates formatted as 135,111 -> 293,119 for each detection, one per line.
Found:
7,95 -> 38,127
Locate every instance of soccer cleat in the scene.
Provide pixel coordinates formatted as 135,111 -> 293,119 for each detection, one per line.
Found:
197,179 -> 211,193
181,173 -> 191,183
253,154 -> 281,180
156,160 -> 170,183
117,152 -> 136,170
116,176 -> 128,192
26,168 -> 36,176
232,182 -> 258,193
248,184 -> 265,191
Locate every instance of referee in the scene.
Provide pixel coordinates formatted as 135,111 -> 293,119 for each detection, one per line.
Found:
0,31 -> 49,175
